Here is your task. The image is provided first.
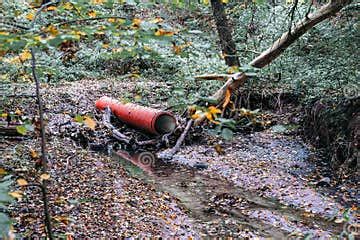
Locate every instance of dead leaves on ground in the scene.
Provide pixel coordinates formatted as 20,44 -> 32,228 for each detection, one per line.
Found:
74,115 -> 97,130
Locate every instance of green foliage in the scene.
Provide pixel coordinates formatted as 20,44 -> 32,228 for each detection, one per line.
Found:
0,174 -> 15,237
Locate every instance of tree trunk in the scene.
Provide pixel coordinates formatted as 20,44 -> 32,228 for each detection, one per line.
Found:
211,0 -> 240,67
211,0 -> 351,103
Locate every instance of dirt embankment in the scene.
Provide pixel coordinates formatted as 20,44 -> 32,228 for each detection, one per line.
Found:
303,97 -> 359,174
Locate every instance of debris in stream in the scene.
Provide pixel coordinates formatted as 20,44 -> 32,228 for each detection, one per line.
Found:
95,96 -> 177,135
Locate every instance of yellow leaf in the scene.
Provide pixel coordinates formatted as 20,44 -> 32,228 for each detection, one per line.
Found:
102,43 -> 109,48
19,49 -> 32,62
222,88 -> 231,109
46,6 -> 57,11
54,215 -> 70,225
208,106 -> 222,115
91,0 -> 105,4
46,25 -> 59,36
15,108 -> 22,115
221,0 -> 229,3
0,168 -> 7,175
172,43 -> 182,55
30,149 -> 39,159
134,95 -> 142,101
150,17 -> 163,23
203,0 -> 209,5
227,65 -> 238,74
9,191 -> 23,200
17,179 -> 28,186
191,113 -> 201,120
0,31 -> 9,35
117,19 -> 126,24
143,45 -> 152,51
40,173 -> 50,180
84,116 -> 96,130
155,29 -> 175,37
108,18 -> 116,23
88,10 -> 97,18
132,18 -> 142,28
1,113 -> 8,118
63,2 -> 73,10
26,12 -> 34,21
205,112 -> 213,121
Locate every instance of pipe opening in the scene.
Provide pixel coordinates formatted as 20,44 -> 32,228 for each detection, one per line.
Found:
155,114 -> 176,134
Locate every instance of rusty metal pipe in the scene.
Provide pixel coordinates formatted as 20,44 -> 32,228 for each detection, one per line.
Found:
95,96 -> 176,135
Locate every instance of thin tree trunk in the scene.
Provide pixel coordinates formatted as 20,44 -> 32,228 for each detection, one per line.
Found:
212,0 -> 351,102
211,0 -> 240,67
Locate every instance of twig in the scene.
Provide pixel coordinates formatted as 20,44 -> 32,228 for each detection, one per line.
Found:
194,74 -> 230,81
29,4 -> 56,236
165,119 -> 194,157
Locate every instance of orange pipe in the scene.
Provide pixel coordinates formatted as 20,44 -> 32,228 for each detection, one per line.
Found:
95,96 -> 176,135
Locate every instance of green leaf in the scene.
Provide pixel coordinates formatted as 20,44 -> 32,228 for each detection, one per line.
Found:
221,128 -> 233,140
16,125 -> 27,135
74,115 -> 84,123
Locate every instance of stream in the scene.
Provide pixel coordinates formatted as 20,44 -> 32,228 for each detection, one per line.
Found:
111,131 -> 357,238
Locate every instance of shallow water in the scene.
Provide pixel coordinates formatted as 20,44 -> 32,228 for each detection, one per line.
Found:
111,132 -> 354,238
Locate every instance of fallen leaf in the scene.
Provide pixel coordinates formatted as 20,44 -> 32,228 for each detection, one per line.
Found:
84,116 -> 96,130
191,113 -> 201,120
46,6 -> 57,11
222,88 -> 231,109
25,12 -> 34,21
53,215 -> 70,225
40,173 -> 50,180
0,168 -> 7,175
132,18 -> 142,28
208,106 -> 222,115
19,49 -> 31,62
30,149 -> 39,159
17,179 -> 28,186
9,191 -> 23,200
92,0 -> 105,4
214,144 -> 225,155
155,29 -> 175,37
88,10 -> 97,18
63,2 -> 73,10
46,25 -> 59,36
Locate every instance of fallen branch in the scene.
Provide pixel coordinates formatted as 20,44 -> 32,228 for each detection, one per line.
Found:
102,107 -> 131,144
162,119 -> 194,158
211,0 -> 351,104
102,107 -> 159,146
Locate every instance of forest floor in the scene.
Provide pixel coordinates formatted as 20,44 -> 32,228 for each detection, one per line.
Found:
1,78 -> 358,238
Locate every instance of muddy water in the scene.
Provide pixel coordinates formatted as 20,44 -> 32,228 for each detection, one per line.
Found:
112,132 -> 352,238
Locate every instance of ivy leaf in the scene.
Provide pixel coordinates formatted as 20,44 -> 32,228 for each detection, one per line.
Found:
16,125 -> 27,135
221,128 -> 234,140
